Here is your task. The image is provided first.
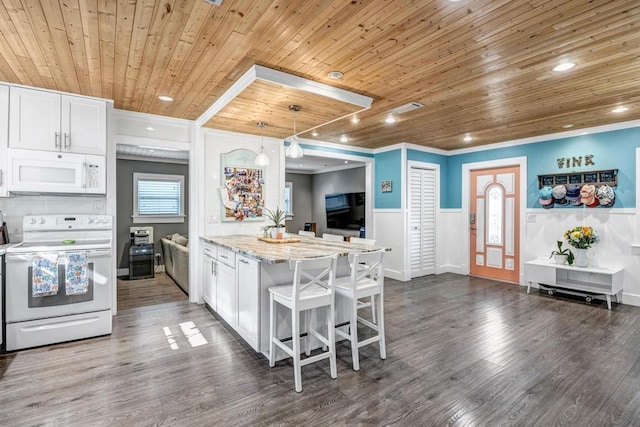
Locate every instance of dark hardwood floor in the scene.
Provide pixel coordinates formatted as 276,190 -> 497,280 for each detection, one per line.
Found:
2,273 -> 640,426
117,272 -> 188,311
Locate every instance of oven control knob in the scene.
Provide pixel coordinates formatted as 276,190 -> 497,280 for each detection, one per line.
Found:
29,218 -> 36,225
88,218 -> 94,224
40,218 -> 46,224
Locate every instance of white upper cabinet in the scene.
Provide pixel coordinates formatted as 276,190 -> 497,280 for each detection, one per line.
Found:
0,84 -> 8,197
9,87 -> 106,155
61,95 -> 106,155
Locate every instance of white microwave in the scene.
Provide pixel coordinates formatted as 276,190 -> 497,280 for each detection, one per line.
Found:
7,148 -> 106,194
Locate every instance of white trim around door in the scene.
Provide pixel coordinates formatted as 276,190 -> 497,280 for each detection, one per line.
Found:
461,156 -> 527,284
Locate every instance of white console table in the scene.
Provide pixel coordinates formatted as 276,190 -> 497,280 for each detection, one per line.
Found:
524,260 -> 623,310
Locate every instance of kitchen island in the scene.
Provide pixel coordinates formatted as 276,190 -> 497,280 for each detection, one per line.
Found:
200,234 -> 386,359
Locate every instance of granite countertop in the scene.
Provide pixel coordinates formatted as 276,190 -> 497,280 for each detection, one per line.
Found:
201,234 -> 388,264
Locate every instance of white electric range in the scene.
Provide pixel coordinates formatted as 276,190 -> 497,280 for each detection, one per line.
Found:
4,215 -> 113,351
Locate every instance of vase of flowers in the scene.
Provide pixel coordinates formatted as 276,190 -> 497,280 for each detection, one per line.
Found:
563,225 -> 598,267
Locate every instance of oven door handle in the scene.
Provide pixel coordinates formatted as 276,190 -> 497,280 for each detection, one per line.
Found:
6,249 -> 112,262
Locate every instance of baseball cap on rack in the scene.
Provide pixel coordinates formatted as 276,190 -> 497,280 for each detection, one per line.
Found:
538,186 -> 554,208
580,184 -> 596,206
552,185 -> 568,205
566,184 -> 582,206
596,184 -> 615,207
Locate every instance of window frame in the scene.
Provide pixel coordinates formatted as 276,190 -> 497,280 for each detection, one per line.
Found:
284,181 -> 294,219
132,172 -> 186,224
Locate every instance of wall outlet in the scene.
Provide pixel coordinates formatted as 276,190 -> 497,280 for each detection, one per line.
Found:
94,200 -> 104,212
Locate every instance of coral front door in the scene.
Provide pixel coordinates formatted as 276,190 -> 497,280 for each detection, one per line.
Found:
469,166 -> 520,283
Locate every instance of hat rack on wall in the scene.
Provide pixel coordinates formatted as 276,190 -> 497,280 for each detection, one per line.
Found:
537,169 -> 618,189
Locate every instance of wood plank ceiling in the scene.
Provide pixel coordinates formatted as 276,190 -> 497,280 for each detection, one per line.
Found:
0,0 -> 638,150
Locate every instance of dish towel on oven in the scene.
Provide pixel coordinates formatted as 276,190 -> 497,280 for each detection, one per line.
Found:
32,254 -> 59,297
66,252 -> 89,295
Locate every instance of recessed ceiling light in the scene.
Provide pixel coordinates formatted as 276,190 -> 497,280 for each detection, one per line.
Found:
299,164 -> 304,167
311,130 -> 319,137
344,160 -> 349,164
447,0 -> 464,2
552,62 -> 576,72
158,95 -> 174,102
384,115 -> 397,124
327,71 -> 343,79
463,135 -> 473,142
146,126 -> 155,131
351,116 -> 360,124
340,135 -> 349,143
147,149 -> 155,152
562,124 -> 574,129
611,106 -> 629,113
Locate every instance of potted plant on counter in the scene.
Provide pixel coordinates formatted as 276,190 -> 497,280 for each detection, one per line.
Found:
549,240 -> 574,265
264,206 -> 286,239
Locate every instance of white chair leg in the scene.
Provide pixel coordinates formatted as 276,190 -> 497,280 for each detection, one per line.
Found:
377,293 -> 386,360
370,295 -> 377,324
292,309 -> 302,392
350,301 -> 360,371
269,294 -> 276,367
305,310 -> 312,356
328,305 -> 337,379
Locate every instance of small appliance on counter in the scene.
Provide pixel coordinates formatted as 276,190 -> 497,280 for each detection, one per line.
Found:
130,230 -> 150,245
0,210 -> 8,245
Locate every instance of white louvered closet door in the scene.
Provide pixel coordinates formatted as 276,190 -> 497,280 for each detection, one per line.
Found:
409,167 -> 436,278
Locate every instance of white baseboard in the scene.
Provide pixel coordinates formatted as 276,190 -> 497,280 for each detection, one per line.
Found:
438,264 -> 465,275
384,268 -> 407,281
621,292 -> 640,307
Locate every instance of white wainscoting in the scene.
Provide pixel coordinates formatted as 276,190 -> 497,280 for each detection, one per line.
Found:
373,209 -> 406,281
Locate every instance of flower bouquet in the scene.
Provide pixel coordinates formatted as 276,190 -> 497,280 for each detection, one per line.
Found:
563,225 -> 598,249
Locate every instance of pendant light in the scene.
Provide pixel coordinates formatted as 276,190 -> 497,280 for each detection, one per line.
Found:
254,122 -> 270,167
285,105 -> 304,158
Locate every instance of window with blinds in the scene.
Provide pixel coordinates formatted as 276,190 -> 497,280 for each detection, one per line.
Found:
133,172 -> 185,223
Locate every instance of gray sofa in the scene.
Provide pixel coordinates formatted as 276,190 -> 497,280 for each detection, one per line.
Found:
161,233 -> 189,294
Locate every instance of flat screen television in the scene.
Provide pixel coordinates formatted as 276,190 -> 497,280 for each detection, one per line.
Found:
324,192 -> 365,230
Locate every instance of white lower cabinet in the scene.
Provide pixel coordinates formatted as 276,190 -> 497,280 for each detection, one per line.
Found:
236,254 -> 260,350
201,242 -> 261,351
202,243 -> 217,311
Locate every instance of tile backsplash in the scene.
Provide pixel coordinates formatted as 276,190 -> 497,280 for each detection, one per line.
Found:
0,195 -> 107,242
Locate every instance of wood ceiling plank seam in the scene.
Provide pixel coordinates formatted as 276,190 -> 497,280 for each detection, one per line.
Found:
366,19 -> 640,112
156,0 -> 235,112
142,3 -> 235,117
97,0 -> 116,100
175,30 -> 254,118
258,0 -> 377,68
0,43 -> 20,82
122,0 -> 164,110
59,0 -> 93,95
284,0 -> 430,78
33,1 -> 80,92
347,2 -> 554,91
79,0 -> 104,97
320,0 -> 516,85
1,0 -> 52,87
173,0 -> 291,118
119,0 -> 152,111
169,25 -> 253,117
147,0 -> 215,104
360,0 -> 624,89
0,23 -> 33,85
550,0 -> 638,31
136,0 -> 198,112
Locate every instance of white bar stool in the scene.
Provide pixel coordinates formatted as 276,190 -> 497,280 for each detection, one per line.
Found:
322,233 -> 344,241
269,255 -> 338,392
334,249 -> 386,371
347,236 -> 377,322
298,230 -> 315,237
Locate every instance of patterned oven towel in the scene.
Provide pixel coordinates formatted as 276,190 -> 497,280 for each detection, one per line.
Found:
32,254 -> 59,297
66,252 -> 89,296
